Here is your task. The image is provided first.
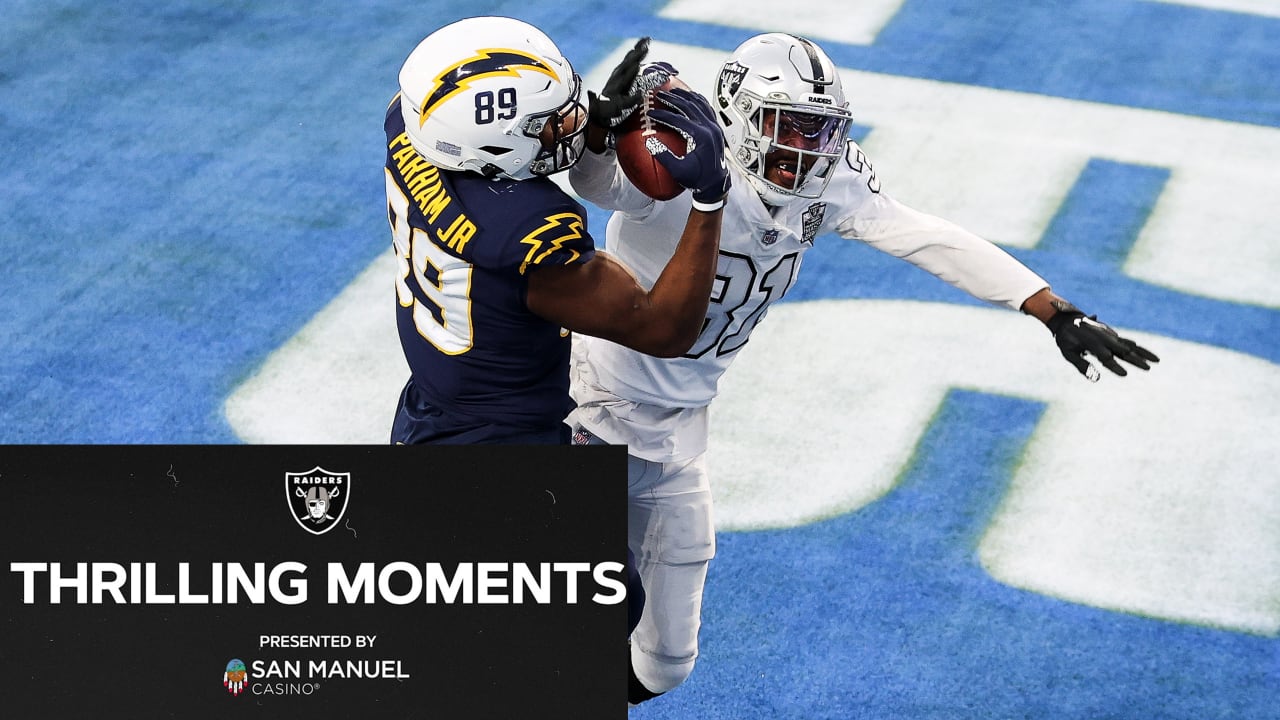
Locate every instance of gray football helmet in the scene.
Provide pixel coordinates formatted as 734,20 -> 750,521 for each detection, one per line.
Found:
714,33 -> 853,204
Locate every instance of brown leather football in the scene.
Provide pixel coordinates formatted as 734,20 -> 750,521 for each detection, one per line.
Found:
614,74 -> 692,201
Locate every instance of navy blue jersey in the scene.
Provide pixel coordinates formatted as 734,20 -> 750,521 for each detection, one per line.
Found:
384,96 -> 596,442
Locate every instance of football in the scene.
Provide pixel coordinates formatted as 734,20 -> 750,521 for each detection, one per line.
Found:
614,73 -> 692,201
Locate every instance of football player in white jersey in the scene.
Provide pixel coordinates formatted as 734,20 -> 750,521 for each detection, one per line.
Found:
566,33 -> 1159,706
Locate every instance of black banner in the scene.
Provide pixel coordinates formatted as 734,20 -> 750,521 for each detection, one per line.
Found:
0,445 -> 628,718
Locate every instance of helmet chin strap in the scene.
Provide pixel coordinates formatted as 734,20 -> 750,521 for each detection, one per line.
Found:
741,166 -> 791,207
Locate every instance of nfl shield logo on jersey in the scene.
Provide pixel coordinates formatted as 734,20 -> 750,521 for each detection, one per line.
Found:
761,228 -> 780,247
286,466 -> 350,535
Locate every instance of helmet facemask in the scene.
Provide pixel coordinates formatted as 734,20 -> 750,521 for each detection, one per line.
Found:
521,74 -> 587,177
744,102 -> 850,200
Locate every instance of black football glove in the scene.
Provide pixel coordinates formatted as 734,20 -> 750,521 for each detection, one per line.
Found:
647,87 -> 731,205
1047,309 -> 1160,382
587,37 -> 650,130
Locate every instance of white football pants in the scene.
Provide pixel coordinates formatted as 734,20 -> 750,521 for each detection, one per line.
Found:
625,450 -> 717,693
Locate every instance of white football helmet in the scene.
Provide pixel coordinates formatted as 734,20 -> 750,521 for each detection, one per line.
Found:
398,16 -> 586,180
714,33 -> 853,204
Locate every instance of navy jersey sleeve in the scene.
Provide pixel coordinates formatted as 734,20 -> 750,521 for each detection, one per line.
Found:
468,184 -> 597,276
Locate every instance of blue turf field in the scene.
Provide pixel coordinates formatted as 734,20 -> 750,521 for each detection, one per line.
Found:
3,1 -> 1277,717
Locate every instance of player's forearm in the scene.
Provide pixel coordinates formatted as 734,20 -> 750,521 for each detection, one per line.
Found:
568,146 -> 652,213
639,206 -> 724,356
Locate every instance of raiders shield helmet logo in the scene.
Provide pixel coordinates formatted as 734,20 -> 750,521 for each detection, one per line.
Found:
716,61 -> 748,109
286,466 -> 350,535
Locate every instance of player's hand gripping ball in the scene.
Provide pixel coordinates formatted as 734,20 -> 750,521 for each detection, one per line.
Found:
615,63 -> 704,201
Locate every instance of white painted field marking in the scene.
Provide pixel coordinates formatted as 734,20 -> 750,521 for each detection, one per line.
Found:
1149,0 -> 1280,18
657,0 -> 906,45
224,252 -> 405,444
709,299 -> 1280,636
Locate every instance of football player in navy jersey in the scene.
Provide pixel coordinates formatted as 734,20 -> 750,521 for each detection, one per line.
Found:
385,17 -> 731,446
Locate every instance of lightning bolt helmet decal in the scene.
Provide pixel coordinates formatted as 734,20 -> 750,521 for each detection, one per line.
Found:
419,49 -> 560,127
396,17 -> 584,180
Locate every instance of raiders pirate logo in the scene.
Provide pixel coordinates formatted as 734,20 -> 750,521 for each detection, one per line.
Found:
286,466 -> 351,535
717,61 -> 748,109
801,202 -> 827,245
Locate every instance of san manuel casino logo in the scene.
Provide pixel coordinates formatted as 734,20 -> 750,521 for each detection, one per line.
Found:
223,658 -> 248,696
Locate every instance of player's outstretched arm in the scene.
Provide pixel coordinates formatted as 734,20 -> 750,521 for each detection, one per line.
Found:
526,204 -> 724,358
1021,288 -> 1160,382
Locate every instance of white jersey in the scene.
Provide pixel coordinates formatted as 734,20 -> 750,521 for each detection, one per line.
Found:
566,141 -> 1047,462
